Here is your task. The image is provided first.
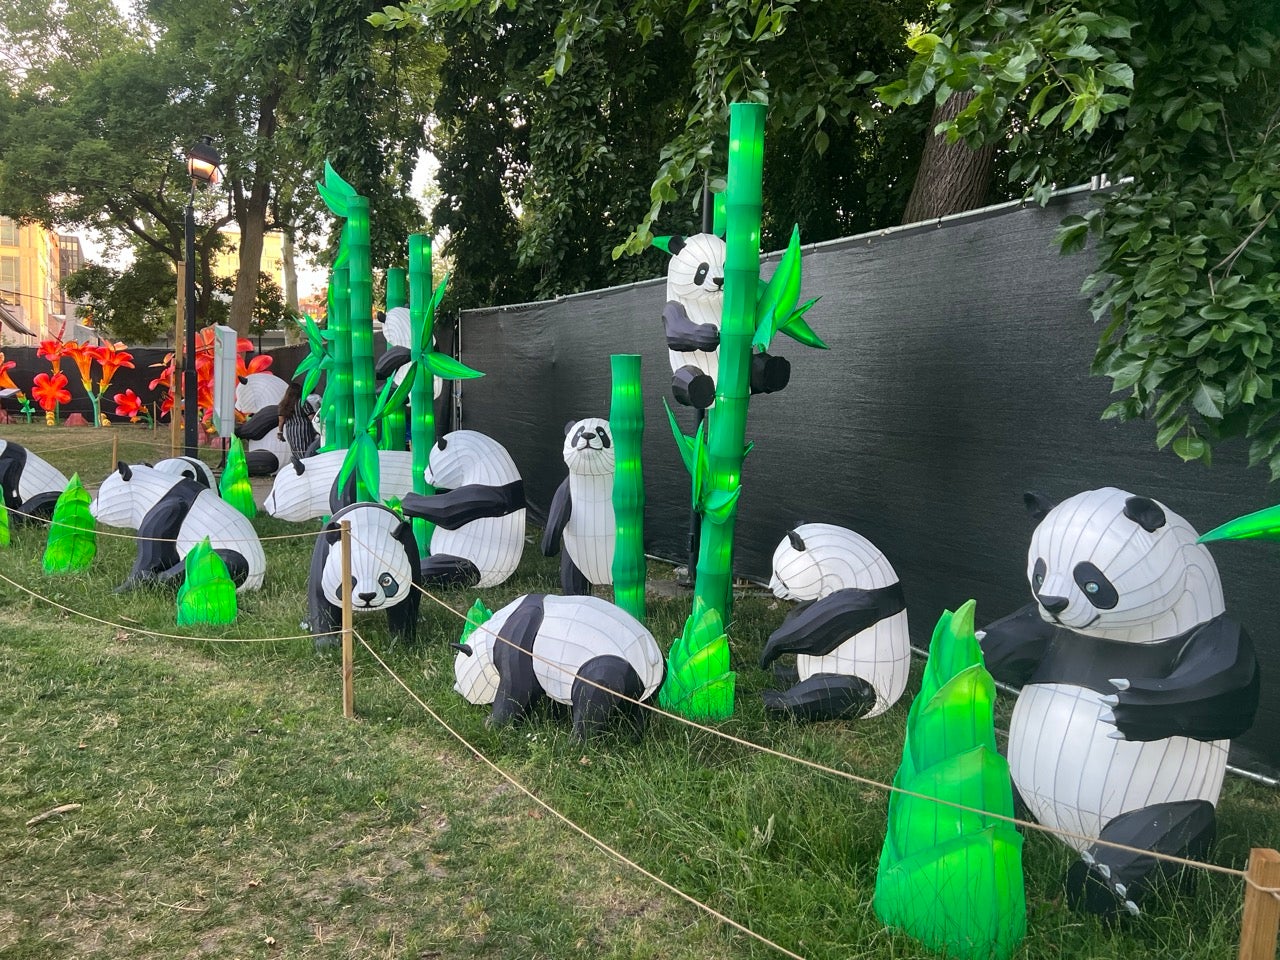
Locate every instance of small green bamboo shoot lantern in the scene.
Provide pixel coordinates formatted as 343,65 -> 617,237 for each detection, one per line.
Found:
219,437 -> 256,519
176,536 -> 238,626
42,474 -> 96,574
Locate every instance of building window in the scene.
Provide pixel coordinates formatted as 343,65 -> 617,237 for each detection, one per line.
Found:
0,256 -> 19,303
0,218 -> 18,247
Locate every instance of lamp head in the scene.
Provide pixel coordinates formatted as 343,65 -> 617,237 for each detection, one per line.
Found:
186,135 -> 221,186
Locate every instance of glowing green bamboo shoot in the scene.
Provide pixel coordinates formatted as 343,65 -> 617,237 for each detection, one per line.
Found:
0,499 -> 9,548
42,474 -> 96,574
176,537 -> 237,626
609,354 -> 646,623
219,437 -> 256,518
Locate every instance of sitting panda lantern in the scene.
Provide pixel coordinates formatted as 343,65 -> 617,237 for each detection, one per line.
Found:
0,439 -> 69,521
978,487 -> 1260,916
452,593 -> 664,740
232,372 -> 294,475
263,448 -> 418,522
760,523 -> 910,721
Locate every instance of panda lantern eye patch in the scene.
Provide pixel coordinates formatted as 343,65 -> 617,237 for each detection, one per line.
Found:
1073,561 -> 1118,609
693,262 -> 710,285
1032,557 -> 1046,588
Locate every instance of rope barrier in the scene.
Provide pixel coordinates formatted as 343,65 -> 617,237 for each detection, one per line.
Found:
342,530 -> 1253,883
5,505 -> 326,542
352,628 -> 808,960
0,569 -> 332,644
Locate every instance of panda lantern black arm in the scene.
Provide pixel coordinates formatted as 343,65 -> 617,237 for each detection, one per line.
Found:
374,345 -> 411,380
539,478 -> 572,557
759,585 -> 907,668
663,301 -> 720,353
976,602 -> 1057,686
1107,615 -> 1261,743
400,480 -> 525,530
235,405 -> 280,441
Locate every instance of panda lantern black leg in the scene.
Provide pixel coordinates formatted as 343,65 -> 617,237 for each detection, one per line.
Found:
761,673 -> 877,722
672,366 -> 715,410
1066,799 -> 1216,918
560,551 -> 591,597
571,655 -> 646,741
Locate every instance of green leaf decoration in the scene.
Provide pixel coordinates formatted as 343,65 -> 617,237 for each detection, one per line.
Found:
690,424 -> 710,510
459,598 -> 494,646
650,235 -> 676,255
874,600 -> 1025,960
333,232 -> 350,268
777,299 -> 829,349
753,224 -> 805,351
1198,503 -> 1280,543
371,366 -> 417,423
316,160 -> 357,217
701,484 -> 741,525
658,598 -> 735,721
176,537 -> 237,627
0,501 -> 9,548
42,474 -> 96,574
219,437 -> 257,519
423,351 -> 485,381
664,399 -> 699,476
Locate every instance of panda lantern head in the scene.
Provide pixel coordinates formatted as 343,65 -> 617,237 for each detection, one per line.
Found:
92,462 -> 179,527
769,522 -> 899,601
319,506 -> 415,614
1025,486 -> 1224,643
562,418 -> 614,477
452,624 -> 500,704
655,233 -> 726,304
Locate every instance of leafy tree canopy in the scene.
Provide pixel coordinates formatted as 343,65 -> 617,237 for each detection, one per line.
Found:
63,254 -> 178,345
882,0 -> 1280,474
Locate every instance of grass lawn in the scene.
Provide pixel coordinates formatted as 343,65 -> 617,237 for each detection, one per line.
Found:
1,421 -> 1278,959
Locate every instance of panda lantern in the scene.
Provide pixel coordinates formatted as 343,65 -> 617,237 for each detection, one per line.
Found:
0,438 -> 69,521
232,372 -> 296,475
540,418 -> 616,595
451,593 -> 664,741
759,523 -> 911,722
978,487 -> 1260,917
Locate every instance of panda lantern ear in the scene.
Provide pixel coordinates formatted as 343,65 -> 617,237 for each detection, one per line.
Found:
1023,491 -> 1056,522
117,461 -> 132,481
450,642 -> 473,657
1124,495 -> 1167,532
787,529 -> 807,552
652,235 -> 685,256
291,456 -> 305,476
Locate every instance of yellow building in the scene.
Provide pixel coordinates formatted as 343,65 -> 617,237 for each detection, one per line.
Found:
0,215 -> 73,344
212,228 -> 286,292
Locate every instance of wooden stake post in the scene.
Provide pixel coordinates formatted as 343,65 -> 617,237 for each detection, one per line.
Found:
110,434 -> 118,473
1239,848 -> 1280,960
340,519 -> 355,719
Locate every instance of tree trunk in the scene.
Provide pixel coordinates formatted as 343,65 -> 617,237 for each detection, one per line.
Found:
901,91 -> 997,224
229,89 -> 280,337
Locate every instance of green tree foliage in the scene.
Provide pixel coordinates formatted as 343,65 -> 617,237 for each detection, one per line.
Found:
881,0 -> 1280,475
62,255 -> 178,345
372,0 -> 929,306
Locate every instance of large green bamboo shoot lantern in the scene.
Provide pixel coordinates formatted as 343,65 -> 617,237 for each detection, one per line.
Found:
874,600 -> 1025,960
42,474 -> 96,574
0,498 -> 9,548
610,354 -> 646,622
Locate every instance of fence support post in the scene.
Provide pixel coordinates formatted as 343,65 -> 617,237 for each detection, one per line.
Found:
340,519 -> 355,719
110,434 -> 119,473
1238,847 -> 1280,960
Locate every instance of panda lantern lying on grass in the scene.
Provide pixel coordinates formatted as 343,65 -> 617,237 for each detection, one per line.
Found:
977,486 -> 1260,918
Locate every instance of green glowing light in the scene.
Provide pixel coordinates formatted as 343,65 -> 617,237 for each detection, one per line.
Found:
42,473 -> 96,574
177,536 -> 238,626
610,354 -> 646,623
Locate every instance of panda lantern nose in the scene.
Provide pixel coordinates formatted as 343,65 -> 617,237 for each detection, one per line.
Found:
713,276 -> 723,288
357,590 -> 378,605
1037,594 -> 1070,615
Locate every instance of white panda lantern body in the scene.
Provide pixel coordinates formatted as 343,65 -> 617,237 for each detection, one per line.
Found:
453,593 -> 664,738
0,438 -> 69,517
92,463 -> 266,592
263,449 -> 417,522
1010,488 -> 1227,850
423,431 -> 525,588
235,372 -> 293,472
562,418 -> 615,586
153,456 -> 216,490
661,234 -> 726,409
764,523 -> 910,718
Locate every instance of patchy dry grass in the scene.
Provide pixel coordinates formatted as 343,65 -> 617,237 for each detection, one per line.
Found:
1,423 -> 1278,959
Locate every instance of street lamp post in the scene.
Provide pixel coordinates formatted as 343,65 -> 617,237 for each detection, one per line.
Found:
183,135 -> 221,457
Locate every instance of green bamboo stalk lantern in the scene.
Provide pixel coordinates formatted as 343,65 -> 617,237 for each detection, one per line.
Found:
176,536 -> 237,626
660,102 -> 827,721
347,194 -> 375,439
219,436 -> 256,518
42,474 -> 96,574
408,234 -> 437,555
874,600 -> 1026,960
386,268 -> 408,309
610,354 -> 646,623
328,265 -> 354,449
380,266 -> 410,451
